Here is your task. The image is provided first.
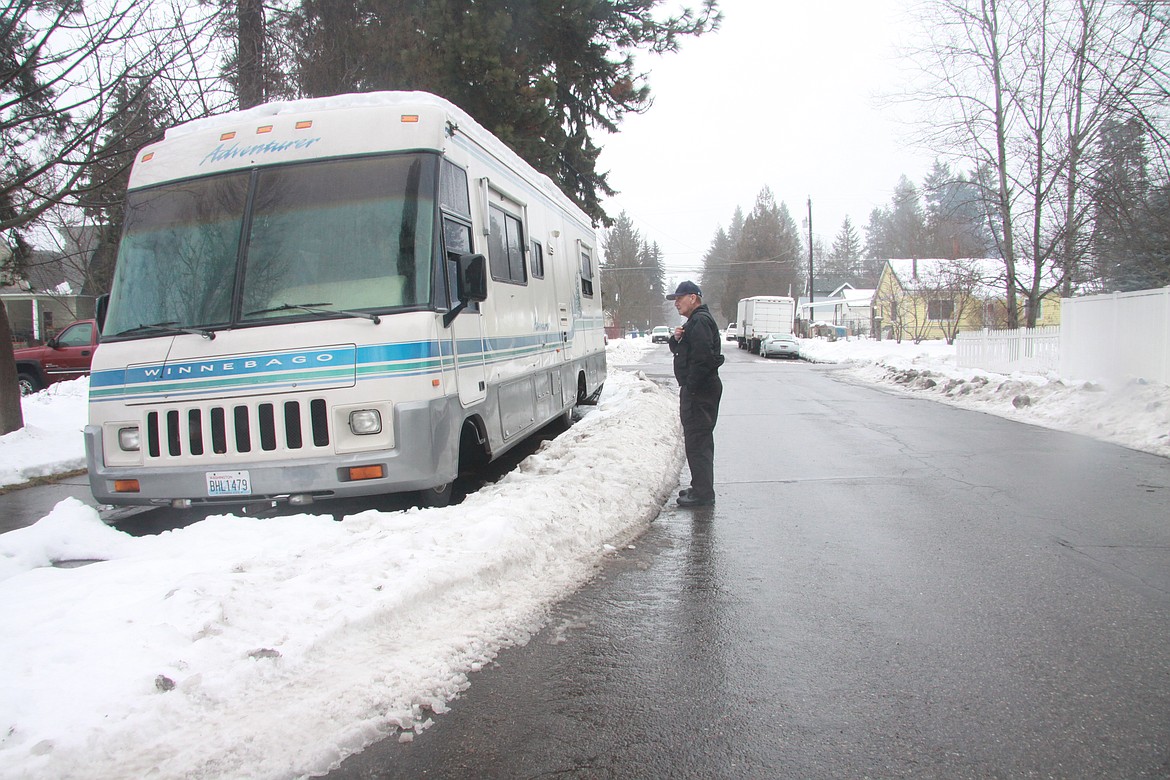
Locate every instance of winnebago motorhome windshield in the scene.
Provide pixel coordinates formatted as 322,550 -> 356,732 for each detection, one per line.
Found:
104,155 -> 436,336
86,92 -> 607,510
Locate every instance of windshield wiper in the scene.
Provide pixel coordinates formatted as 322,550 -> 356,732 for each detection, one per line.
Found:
114,321 -> 216,340
244,302 -> 381,324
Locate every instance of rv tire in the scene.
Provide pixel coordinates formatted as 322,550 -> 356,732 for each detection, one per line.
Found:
416,481 -> 454,508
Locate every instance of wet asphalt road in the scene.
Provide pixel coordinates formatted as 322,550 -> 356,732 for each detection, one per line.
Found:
331,343 -> 1170,779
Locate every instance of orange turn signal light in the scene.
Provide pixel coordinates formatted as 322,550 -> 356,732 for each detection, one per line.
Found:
348,465 -> 385,482
113,479 -> 140,493
400,114 -> 420,123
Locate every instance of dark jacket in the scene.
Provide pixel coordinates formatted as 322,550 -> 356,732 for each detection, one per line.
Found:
669,303 -> 724,393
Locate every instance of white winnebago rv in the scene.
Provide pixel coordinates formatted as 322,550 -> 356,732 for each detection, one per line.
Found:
85,92 -> 606,509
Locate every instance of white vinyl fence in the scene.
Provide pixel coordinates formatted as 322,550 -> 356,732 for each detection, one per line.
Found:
1060,287 -> 1170,386
956,326 -> 1061,374
955,287 -> 1170,386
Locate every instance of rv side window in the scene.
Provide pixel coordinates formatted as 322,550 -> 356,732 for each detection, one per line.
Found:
488,204 -> 527,285
580,248 -> 595,297
530,240 -> 545,279
440,160 -> 471,216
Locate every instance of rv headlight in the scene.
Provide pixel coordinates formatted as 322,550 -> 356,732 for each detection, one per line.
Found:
118,426 -> 141,451
349,409 -> 382,435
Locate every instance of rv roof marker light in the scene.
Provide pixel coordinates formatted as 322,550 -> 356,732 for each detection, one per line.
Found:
295,120 -> 313,129
256,125 -> 273,134
401,114 -> 420,123
432,378 -> 441,388
141,152 -> 154,162
220,131 -> 236,141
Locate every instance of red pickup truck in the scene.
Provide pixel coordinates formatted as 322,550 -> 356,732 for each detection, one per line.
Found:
13,319 -> 99,395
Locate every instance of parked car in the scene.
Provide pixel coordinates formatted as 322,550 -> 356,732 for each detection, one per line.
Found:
759,332 -> 800,359
724,323 -> 738,341
13,319 -> 99,395
650,326 -> 673,344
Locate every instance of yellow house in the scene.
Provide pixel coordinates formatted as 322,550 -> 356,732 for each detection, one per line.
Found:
874,258 -> 1062,343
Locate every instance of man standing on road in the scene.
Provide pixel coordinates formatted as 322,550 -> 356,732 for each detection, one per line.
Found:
666,281 -> 724,508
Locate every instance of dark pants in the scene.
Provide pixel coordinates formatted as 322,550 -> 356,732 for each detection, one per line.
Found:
680,381 -> 722,500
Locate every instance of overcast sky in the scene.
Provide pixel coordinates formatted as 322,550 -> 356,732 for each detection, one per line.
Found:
597,0 -> 939,283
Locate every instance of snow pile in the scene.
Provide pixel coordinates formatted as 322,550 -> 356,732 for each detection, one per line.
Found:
799,337 -> 1170,459
0,378 -> 88,488
0,368 -> 683,779
604,335 -> 657,365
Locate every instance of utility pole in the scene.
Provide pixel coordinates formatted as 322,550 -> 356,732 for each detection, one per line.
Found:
807,197 -> 814,333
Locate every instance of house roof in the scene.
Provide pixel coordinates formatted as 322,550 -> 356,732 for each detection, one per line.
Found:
885,258 -> 1061,298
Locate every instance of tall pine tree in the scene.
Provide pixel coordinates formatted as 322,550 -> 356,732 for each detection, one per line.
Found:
285,0 -> 720,224
826,215 -> 863,282
723,187 -> 803,304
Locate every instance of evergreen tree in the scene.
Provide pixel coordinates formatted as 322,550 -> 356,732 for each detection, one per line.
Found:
286,0 -> 720,225
723,187 -> 803,304
922,160 -> 993,259
601,212 -> 665,332
1089,117 -> 1163,291
639,241 -> 667,327
1127,184 -> 1170,289
700,227 -> 733,324
826,215 -> 863,280
862,205 -> 893,284
601,212 -> 645,334
216,0 -> 298,108
888,175 -> 927,257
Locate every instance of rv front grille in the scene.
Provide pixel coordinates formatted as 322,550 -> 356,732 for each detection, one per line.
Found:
146,399 -> 330,460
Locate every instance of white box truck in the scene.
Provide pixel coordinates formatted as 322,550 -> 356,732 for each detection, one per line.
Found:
737,295 -> 795,353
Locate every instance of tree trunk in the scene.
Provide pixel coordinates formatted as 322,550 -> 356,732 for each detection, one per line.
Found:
0,304 -> 26,434
986,0 -> 1019,329
237,0 -> 266,109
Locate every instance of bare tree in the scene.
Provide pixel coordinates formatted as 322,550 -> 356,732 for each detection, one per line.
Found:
909,0 -> 1169,327
913,257 -> 990,343
2,1 -> 230,234
0,0 -> 230,433
874,282 -> 908,344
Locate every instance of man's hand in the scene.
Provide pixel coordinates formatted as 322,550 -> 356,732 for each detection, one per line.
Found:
674,326 -> 685,340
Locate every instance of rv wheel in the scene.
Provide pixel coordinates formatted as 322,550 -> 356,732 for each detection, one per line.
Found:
416,482 -> 453,508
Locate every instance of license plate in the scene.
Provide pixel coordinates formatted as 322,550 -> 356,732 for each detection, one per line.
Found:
206,470 -> 252,497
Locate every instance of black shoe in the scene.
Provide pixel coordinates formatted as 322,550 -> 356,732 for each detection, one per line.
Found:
678,487 -> 692,499
677,493 -> 715,508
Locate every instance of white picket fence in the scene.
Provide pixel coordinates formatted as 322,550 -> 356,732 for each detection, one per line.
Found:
956,326 -> 1061,374
955,286 -> 1170,386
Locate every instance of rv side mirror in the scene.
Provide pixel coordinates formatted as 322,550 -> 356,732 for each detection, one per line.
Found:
443,253 -> 488,328
458,253 -> 487,303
